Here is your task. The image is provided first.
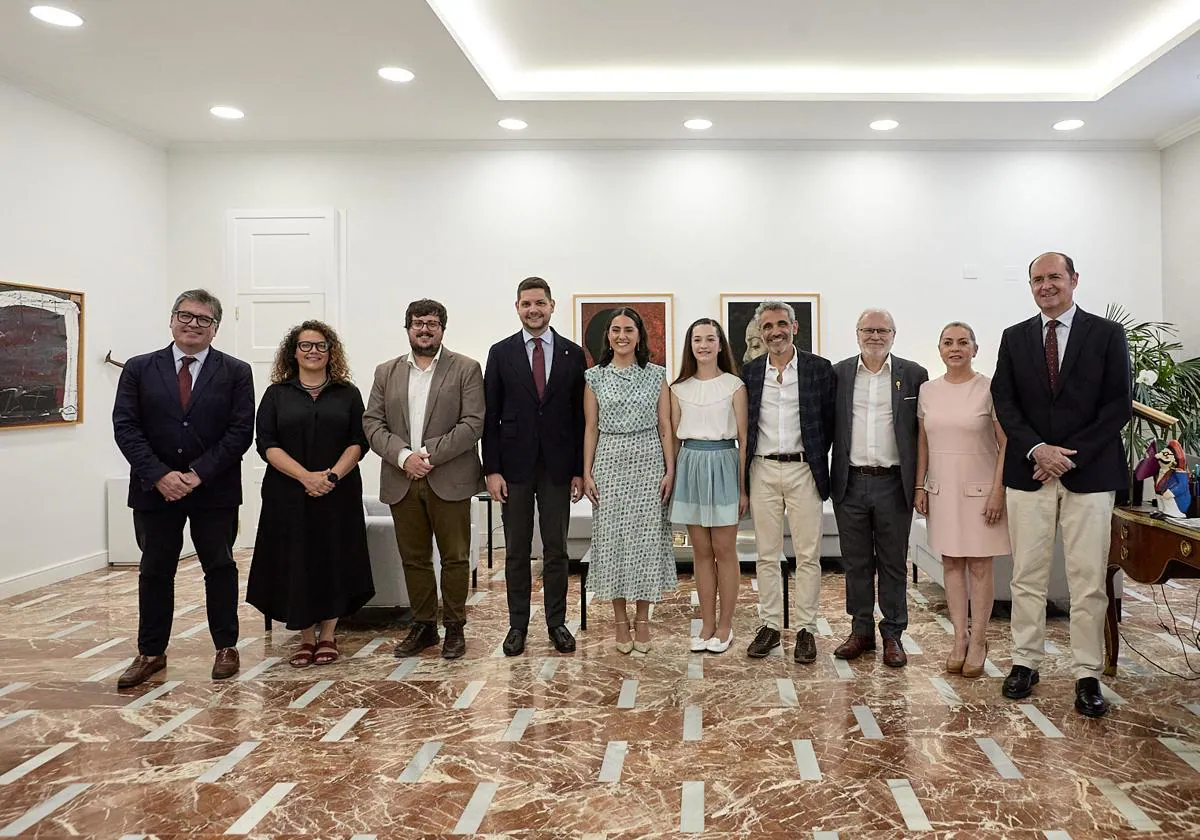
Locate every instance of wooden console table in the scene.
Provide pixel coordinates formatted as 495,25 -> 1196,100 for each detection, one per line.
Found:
1105,506 -> 1200,674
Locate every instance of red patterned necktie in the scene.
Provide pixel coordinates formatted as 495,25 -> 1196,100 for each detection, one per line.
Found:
532,338 -> 546,400
179,356 -> 196,410
1044,320 -> 1060,391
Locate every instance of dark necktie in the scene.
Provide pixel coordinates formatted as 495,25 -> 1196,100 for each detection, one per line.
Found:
532,338 -> 546,400
1044,320 -> 1060,391
179,356 -> 197,410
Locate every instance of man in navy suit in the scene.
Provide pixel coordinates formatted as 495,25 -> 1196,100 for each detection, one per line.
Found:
741,301 -> 835,664
992,252 -> 1131,717
112,290 -> 254,688
483,277 -> 586,656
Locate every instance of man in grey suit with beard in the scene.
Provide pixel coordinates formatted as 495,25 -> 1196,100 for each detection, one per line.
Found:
831,309 -> 928,668
363,298 -> 484,661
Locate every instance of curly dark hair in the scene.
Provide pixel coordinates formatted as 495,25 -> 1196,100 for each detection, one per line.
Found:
270,320 -> 352,384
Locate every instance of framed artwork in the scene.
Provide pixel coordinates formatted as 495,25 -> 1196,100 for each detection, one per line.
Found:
573,294 -> 675,372
0,281 -> 85,429
721,294 -> 820,364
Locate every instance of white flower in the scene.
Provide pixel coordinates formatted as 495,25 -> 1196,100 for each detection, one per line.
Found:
1136,369 -> 1159,386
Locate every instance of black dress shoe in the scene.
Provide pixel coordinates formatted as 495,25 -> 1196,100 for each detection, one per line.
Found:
441,622 -> 466,660
548,625 -> 576,653
1001,665 -> 1040,699
502,627 -> 527,657
746,626 -> 781,658
793,629 -> 817,664
394,622 -> 440,658
1074,677 -> 1109,718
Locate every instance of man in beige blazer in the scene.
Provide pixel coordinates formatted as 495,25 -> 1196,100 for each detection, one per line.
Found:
362,299 -> 485,659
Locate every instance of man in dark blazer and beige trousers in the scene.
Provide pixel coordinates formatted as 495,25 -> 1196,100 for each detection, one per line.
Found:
991,252 -> 1130,717
831,308 -> 928,668
363,299 -> 484,660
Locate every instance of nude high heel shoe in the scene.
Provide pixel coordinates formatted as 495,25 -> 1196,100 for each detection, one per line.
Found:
633,619 -> 651,654
614,617 -> 633,655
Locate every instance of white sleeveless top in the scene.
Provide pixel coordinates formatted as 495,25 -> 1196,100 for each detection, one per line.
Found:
671,372 -> 744,440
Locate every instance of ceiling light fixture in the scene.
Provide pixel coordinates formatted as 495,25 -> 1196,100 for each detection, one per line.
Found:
210,106 -> 245,120
378,67 -> 415,83
30,5 -> 83,27
684,118 -> 713,130
498,118 -> 527,130
869,119 -> 899,131
1053,119 -> 1085,131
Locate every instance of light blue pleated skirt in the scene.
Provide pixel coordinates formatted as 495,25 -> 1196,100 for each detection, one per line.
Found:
670,439 -> 739,527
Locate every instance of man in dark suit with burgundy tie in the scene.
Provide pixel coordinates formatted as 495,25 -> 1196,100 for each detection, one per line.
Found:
112,289 -> 254,688
991,252 -> 1131,717
483,277 -> 586,656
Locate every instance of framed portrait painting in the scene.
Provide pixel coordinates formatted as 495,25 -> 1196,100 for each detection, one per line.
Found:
0,281 -> 86,429
573,294 -> 675,373
721,294 -> 820,365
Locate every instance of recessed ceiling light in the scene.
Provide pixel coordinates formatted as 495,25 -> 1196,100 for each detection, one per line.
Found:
1053,119 -> 1085,131
378,67 -> 415,83
684,118 -> 713,131
869,119 -> 899,131
498,118 -> 527,131
30,5 -> 83,27
210,106 -> 245,120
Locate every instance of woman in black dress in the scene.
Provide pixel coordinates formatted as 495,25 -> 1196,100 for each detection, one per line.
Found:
247,320 -> 374,666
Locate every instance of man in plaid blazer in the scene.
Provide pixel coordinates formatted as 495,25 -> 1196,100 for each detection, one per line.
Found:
741,301 -> 835,663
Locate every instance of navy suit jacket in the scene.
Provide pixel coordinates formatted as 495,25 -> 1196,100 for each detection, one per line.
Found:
482,328 -> 586,486
741,350 -> 836,500
830,354 -> 928,508
991,307 -> 1131,493
113,344 -> 255,510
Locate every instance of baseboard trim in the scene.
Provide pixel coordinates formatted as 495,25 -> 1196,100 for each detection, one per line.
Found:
0,551 -> 109,601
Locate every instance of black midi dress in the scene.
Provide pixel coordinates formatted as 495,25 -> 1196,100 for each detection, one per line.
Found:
247,379 -> 374,629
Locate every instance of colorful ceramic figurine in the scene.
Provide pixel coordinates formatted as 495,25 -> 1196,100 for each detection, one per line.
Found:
1154,440 -> 1192,518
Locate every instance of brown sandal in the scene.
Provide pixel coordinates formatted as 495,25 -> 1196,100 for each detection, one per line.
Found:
313,639 -> 339,665
289,642 -> 316,668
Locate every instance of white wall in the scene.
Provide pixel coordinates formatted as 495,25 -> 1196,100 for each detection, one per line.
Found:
1162,132 -> 1200,357
0,81 -> 167,596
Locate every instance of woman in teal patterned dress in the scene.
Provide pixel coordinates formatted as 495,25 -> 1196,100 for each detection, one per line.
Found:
583,308 -> 677,654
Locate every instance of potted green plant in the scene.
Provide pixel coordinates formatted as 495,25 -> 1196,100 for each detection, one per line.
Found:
1105,304 -> 1200,503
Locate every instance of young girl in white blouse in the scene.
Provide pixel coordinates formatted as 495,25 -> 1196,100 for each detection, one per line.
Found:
670,318 -> 749,653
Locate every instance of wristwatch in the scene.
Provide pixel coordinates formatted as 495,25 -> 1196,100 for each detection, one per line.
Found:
326,471 -> 339,484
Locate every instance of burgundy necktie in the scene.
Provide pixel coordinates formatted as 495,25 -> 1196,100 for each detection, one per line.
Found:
532,338 -> 546,400
179,356 -> 196,410
1044,320 -> 1060,391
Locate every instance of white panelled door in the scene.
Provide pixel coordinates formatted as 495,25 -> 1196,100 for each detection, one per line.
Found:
228,209 -> 340,548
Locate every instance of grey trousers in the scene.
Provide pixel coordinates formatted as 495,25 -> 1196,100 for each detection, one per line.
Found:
833,471 -> 914,639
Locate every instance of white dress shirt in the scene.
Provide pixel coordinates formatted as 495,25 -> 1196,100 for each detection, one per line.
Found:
397,347 -> 442,468
850,354 -> 900,467
522,328 -> 554,381
172,344 -> 210,390
1040,303 -> 1075,367
758,348 -> 804,455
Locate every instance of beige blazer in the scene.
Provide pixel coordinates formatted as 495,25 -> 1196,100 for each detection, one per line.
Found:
362,348 -> 485,504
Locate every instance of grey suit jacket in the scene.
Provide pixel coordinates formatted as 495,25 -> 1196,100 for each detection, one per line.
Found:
830,354 -> 929,508
362,348 -> 485,504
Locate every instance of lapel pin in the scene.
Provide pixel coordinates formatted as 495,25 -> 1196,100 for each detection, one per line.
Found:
895,380 -> 901,391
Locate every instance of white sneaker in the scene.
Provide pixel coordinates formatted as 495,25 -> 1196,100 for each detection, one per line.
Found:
689,635 -> 710,652
706,629 -> 734,653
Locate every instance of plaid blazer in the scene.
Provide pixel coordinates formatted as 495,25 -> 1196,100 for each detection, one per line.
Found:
741,350 -> 836,500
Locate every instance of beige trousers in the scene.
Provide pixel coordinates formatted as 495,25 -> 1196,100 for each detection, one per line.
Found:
1007,480 -> 1114,678
750,458 -> 824,632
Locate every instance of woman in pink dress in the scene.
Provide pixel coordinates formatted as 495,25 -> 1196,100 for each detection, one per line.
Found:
915,322 -> 1010,678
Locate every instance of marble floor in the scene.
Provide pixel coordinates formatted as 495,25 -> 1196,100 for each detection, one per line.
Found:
1,552 -> 1199,839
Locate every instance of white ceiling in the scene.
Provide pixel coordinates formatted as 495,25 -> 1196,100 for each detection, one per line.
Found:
0,0 -> 1198,147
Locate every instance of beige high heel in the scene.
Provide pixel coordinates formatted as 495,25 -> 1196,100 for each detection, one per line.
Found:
615,618 -> 633,655
633,619 -> 651,654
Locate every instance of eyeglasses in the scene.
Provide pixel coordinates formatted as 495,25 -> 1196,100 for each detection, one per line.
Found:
409,319 -> 443,330
174,310 -> 217,328
297,341 -> 330,353
857,327 -> 894,336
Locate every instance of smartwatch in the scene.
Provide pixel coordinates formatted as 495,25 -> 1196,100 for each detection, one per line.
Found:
326,472 -> 339,484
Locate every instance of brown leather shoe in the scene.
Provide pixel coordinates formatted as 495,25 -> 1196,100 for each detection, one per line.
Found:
211,647 -> 240,680
882,637 -> 908,668
441,623 -> 466,660
117,654 -> 166,689
833,633 -> 876,660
